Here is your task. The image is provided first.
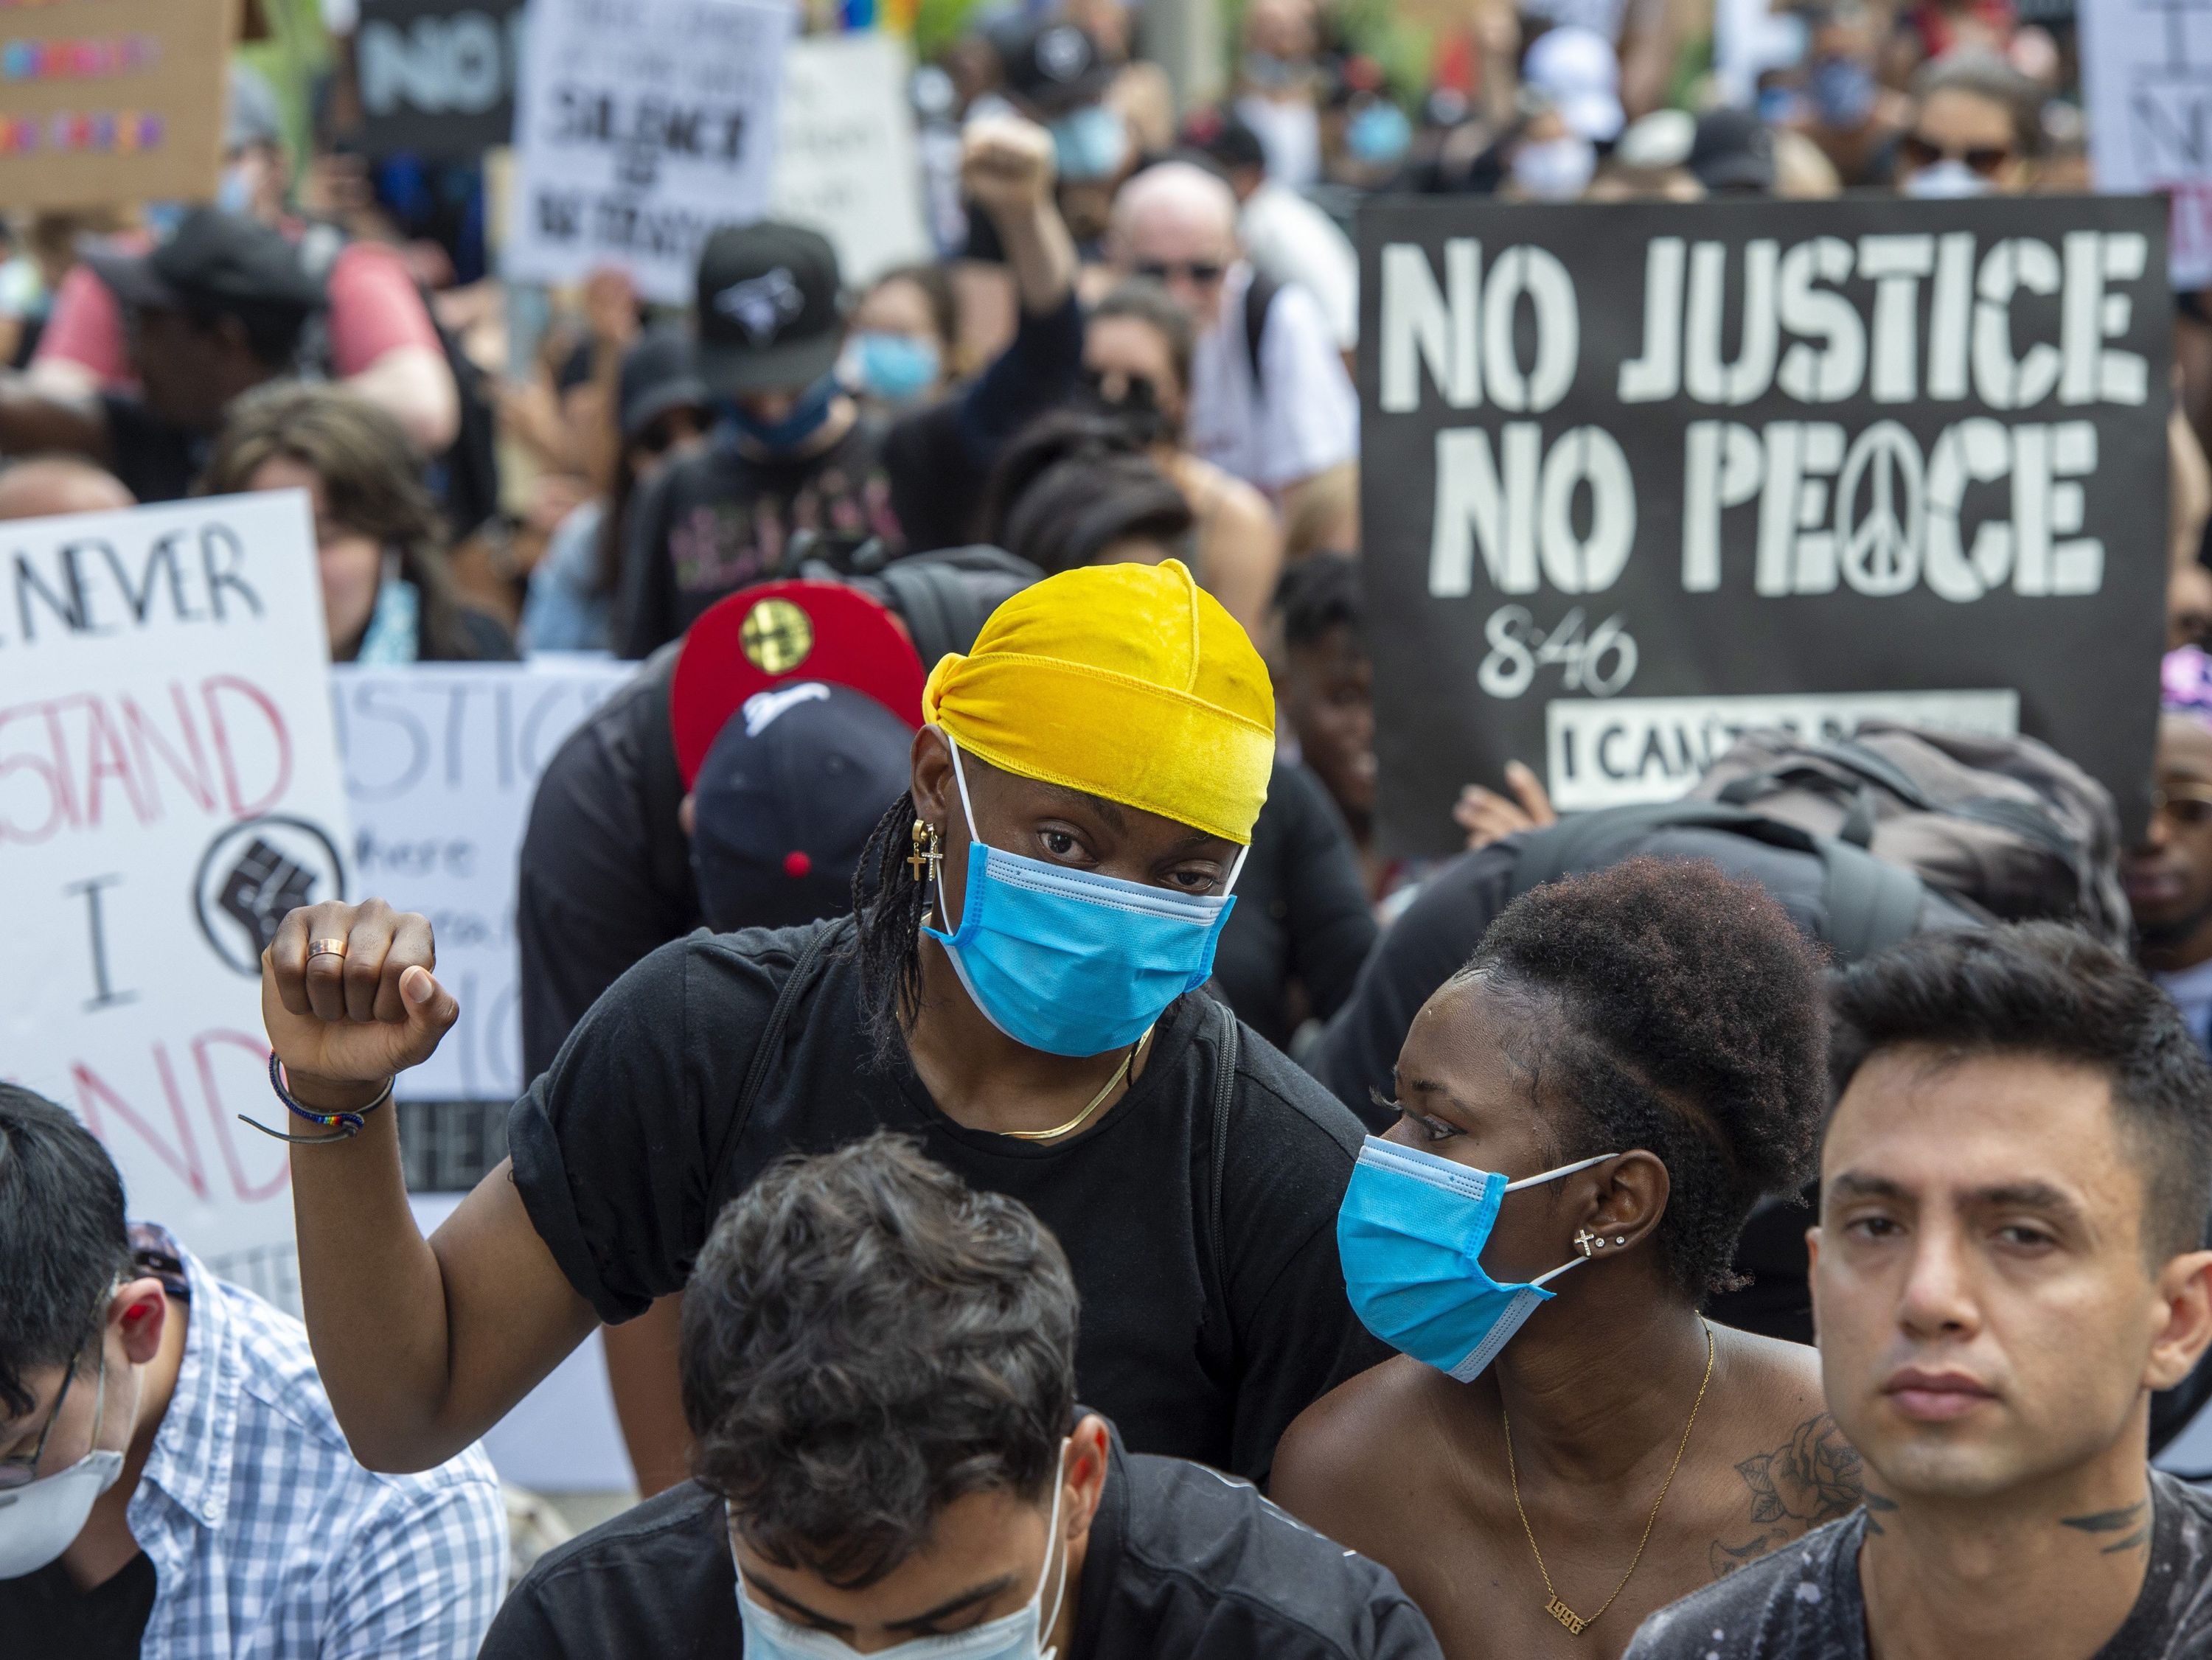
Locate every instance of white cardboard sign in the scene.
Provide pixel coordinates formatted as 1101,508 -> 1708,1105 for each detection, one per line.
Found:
0,492 -> 349,1303
2081,0 -> 2212,290
331,658 -> 633,1105
768,32 -> 933,287
503,0 -> 799,303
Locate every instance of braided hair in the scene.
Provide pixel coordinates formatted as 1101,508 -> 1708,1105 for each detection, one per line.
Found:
852,791 -> 932,1065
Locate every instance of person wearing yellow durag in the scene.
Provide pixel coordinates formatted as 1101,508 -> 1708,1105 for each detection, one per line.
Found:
251,558 -> 1390,1502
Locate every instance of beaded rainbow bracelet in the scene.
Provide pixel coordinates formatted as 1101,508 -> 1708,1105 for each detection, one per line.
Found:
237,1053 -> 395,1145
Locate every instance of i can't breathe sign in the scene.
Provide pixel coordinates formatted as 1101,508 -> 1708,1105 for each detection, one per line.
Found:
1357,195 -> 2171,851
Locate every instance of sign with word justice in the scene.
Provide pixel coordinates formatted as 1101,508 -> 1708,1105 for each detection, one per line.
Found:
502,0 -> 797,303
2082,0 -> 2212,291
0,0 -> 237,210
0,492 -> 349,1305
330,658 -> 630,1105
354,0 -> 527,161
1359,196 -> 2171,852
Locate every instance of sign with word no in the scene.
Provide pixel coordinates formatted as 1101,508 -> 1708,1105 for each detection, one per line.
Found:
2082,0 -> 2212,290
0,492 -> 349,1307
1360,196 -> 2170,849
354,0 -> 526,161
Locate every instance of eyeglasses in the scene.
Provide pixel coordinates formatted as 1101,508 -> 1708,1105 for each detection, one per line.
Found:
1134,259 -> 1225,286
2152,784 -> 2212,830
1899,132 -> 2012,176
0,1361 -> 80,1493
1081,366 -> 1163,408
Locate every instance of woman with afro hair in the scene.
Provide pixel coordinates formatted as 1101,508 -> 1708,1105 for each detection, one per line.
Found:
1272,857 -> 1860,1660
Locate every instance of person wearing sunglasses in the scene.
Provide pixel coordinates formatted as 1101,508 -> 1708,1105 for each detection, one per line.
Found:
1078,278 -> 1283,635
524,327 -> 711,652
1892,49 -> 2039,198
2125,646 -> 2212,1055
0,1084 -> 504,1658
1107,161 -> 1356,509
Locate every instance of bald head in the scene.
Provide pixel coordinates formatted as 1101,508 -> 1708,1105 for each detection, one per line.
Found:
0,456 -> 135,522
1111,162 -> 1242,328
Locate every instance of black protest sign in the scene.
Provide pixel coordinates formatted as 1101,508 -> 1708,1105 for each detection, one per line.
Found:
1358,195 -> 2171,855
355,0 -> 526,159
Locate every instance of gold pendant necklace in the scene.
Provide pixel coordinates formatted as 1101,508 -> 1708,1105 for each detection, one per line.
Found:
998,1029 -> 1152,1142
1503,1319 -> 1715,1637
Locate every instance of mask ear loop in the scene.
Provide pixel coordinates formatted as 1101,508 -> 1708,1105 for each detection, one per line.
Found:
1498,1151 -> 1621,1291
1036,1437 -> 1075,1660
928,730 -> 981,939
1221,843 -> 1250,899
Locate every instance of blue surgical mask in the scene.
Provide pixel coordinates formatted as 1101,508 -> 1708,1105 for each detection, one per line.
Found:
843,331 -> 942,405
922,735 -> 1241,1058
731,1440 -> 1074,1660
1510,133 -> 1596,200
1337,1136 -> 1616,1381
1809,56 -> 1876,128
1049,104 -> 1129,183
215,160 -> 257,217
728,373 -> 841,453
1346,101 -> 1412,167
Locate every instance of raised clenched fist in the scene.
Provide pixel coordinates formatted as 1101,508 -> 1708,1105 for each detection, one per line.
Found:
260,899 -> 459,1107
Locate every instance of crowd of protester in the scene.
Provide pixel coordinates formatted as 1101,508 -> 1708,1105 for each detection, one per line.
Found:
6,0 -> 2212,1656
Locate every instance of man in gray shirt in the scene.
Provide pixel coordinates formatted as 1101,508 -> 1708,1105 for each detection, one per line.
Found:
1627,924 -> 2212,1660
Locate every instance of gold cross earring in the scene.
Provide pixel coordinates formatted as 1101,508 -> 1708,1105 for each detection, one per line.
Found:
1574,1227 -> 1600,1258
908,818 -> 942,883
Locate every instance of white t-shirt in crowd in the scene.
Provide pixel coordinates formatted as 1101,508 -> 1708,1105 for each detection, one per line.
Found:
1236,94 -> 1321,190
1187,261 -> 1358,494
1240,183 -> 1359,349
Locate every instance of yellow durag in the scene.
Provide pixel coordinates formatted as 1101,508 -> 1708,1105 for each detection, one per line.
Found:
920,559 -> 1275,845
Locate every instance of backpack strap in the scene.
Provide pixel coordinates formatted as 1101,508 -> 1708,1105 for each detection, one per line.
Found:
1203,996 -> 1241,1333
1242,269 -> 1281,391
736,916 -> 852,1124
1509,802 -> 1930,966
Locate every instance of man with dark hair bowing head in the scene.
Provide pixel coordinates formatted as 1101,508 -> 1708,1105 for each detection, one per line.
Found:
482,1134 -> 1444,1656
1626,923 -> 2212,1660
256,559 -> 1381,1486
1271,860 -> 1862,1659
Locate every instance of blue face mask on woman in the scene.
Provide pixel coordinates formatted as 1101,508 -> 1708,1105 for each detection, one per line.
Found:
1050,104 -> 1130,183
1337,1135 -> 1617,1381
923,735 -> 1241,1058
843,332 -> 942,405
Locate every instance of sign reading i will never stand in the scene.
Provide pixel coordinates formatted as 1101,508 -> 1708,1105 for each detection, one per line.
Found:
0,492 -> 349,1309
1358,195 -> 2171,855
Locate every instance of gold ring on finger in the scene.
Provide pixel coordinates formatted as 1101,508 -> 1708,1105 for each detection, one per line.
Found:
308,938 -> 350,961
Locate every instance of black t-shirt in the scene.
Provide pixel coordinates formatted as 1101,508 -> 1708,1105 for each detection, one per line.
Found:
506,924 -> 1388,1481
613,416 -> 901,659
102,393 -> 208,503
1624,1471 -> 2212,1660
481,1422 -> 1444,1660
0,1548 -> 157,1659
1212,758 -> 1377,1052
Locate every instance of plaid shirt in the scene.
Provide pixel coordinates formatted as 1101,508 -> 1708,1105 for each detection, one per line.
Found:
128,1230 -> 507,1659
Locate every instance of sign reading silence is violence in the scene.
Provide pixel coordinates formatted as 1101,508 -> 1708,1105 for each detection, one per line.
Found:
1359,195 -> 2171,853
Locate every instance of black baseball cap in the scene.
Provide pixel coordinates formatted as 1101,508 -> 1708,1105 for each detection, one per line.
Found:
694,220 -> 843,397
689,680 -> 917,932
619,327 -> 709,442
1687,108 -> 1777,194
88,207 -> 325,316
990,18 -> 1111,118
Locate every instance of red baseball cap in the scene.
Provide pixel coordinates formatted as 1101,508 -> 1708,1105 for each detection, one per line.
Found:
670,580 -> 926,787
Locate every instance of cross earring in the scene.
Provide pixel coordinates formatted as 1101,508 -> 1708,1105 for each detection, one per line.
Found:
1574,1228 -> 1601,1258
908,818 -> 942,883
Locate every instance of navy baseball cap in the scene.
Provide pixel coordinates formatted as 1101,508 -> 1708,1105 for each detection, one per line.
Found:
689,680 -> 917,932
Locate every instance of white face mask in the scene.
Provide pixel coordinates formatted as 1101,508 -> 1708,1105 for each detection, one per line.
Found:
732,1440 -> 1074,1660
0,1345 -> 125,1580
1512,134 -> 1597,200
1903,158 -> 1992,199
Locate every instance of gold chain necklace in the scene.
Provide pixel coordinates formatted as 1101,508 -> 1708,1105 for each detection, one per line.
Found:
1503,1319 -> 1715,1637
998,1029 -> 1152,1142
